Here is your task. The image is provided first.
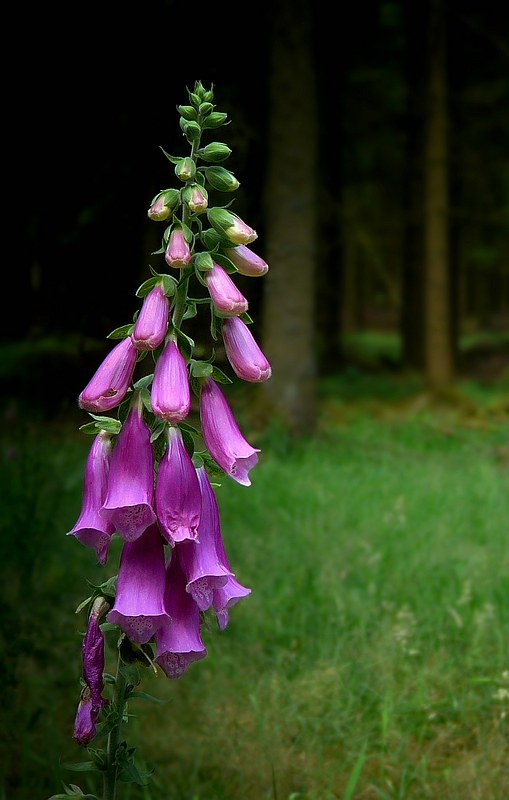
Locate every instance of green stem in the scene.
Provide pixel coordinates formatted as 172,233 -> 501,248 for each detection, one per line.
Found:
103,655 -> 128,800
172,130 -> 202,332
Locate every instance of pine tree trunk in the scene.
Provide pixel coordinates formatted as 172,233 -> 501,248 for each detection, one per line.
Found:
261,0 -> 318,433
423,0 -> 454,387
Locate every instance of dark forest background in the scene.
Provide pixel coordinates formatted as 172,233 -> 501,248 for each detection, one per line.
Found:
10,0 -> 509,428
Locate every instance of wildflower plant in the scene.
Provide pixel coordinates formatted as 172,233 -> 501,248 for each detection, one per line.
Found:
52,82 -> 270,800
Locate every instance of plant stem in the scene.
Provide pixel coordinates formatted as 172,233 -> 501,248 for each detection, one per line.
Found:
103,655 -> 128,800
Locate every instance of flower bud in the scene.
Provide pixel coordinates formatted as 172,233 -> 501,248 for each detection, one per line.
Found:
182,183 -> 208,213
204,263 -> 248,316
79,337 -> 137,413
205,166 -> 240,192
222,317 -> 271,382
207,208 -> 257,245
131,283 -> 169,351
147,189 -> 179,221
183,121 -> 201,143
178,105 -> 197,121
165,228 -> 191,269
198,142 -> 232,163
175,157 -> 196,182
151,338 -> 191,422
225,245 -> 268,277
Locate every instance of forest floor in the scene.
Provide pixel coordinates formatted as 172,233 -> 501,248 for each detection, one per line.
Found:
0,338 -> 507,800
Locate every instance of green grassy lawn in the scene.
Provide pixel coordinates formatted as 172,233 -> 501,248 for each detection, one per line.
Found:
1,373 -> 508,799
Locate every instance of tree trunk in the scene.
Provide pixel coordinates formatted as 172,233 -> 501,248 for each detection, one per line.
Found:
423,0 -> 454,388
261,0 -> 318,433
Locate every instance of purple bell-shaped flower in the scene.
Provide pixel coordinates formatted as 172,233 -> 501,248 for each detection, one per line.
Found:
155,426 -> 201,545
67,431 -> 115,565
155,548 -> 207,679
79,337 -> 137,413
100,393 -> 157,541
200,377 -> 259,486
107,524 -> 171,644
177,467 -> 232,611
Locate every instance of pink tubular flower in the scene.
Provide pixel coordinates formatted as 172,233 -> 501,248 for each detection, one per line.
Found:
200,377 -> 259,485
165,228 -> 191,268
177,467 -> 232,610
67,431 -> 115,565
204,263 -> 248,316
208,208 -> 257,245
73,597 -> 109,746
147,194 -> 172,221
212,521 -> 251,632
100,394 -> 156,541
107,524 -> 171,644
155,426 -> 201,545
154,548 -> 207,679
131,283 -> 169,351
78,337 -> 137,413
222,317 -> 271,383
151,338 -> 190,422
225,245 -> 268,277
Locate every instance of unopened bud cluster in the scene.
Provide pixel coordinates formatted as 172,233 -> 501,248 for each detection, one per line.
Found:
69,82 -> 270,745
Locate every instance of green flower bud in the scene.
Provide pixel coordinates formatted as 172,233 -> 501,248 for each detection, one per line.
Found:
199,102 -> 214,116
205,166 -> 240,192
202,112 -> 228,130
184,121 -> 201,143
197,142 -> 232,163
178,105 -> 197,121
175,157 -> 196,182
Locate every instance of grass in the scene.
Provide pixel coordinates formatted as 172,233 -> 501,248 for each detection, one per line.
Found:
0,372 -> 508,799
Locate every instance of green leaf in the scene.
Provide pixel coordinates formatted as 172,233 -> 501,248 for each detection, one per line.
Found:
211,366 -> 233,384
211,252 -> 237,273
159,147 -> 181,164
178,421 -> 200,435
162,274 -> 177,296
342,740 -> 368,800
191,361 -> 214,378
107,324 -> 134,339
135,276 -> 160,298
115,744 -> 152,785
133,374 -> 154,391
239,311 -> 254,324
127,690 -> 167,704
61,762 -> 100,773
79,422 -> 102,435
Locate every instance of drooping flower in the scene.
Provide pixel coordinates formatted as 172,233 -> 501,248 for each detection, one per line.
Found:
73,597 -> 109,746
131,283 -> 169,351
207,208 -> 257,245
78,337 -> 137,413
154,548 -> 207,679
155,426 -> 201,545
100,393 -> 156,541
224,245 -> 268,277
222,317 -> 271,383
67,431 -> 115,565
212,514 -> 251,631
200,377 -> 259,486
204,262 -> 248,316
177,466 -> 232,610
107,524 -> 171,644
151,338 -> 190,422
165,227 -> 191,268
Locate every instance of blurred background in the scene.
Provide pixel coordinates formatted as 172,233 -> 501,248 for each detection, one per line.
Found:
9,0 -> 509,428
2,0 -> 509,798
